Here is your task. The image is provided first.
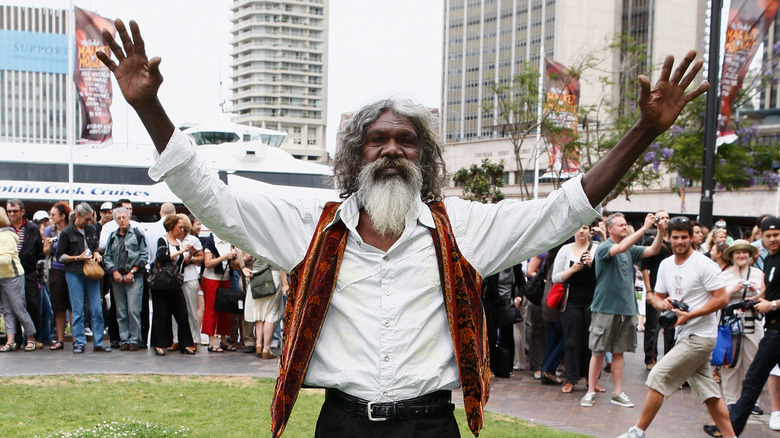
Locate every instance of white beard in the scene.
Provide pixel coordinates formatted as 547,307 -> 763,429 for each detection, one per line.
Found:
356,157 -> 423,238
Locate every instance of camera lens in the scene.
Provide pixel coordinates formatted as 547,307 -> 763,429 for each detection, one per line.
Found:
659,310 -> 678,328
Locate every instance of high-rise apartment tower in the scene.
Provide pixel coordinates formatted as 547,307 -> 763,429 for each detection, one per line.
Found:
230,0 -> 328,162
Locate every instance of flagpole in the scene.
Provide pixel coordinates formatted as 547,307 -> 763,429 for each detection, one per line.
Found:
66,0 -> 75,208
700,0 -> 721,228
532,0 -> 546,200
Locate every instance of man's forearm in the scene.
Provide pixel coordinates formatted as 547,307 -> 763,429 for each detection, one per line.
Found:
643,230 -> 663,257
134,99 -> 175,154
581,121 -> 657,207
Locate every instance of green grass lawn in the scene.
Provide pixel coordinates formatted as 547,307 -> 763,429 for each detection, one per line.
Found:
1,375 -> 589,437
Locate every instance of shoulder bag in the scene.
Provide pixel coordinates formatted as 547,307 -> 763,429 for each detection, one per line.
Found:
522,272 -> 545,306
250,263 -> 276,299
148,239 -> 184,290
214,262 -> 246,314
83,259 -> 104,280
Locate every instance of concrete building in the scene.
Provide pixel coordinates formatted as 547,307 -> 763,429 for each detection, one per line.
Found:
229,0 -> 328,162
0,5 -> 78,144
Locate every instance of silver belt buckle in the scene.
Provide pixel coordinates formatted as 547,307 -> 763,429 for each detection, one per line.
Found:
366,401 -> 389,421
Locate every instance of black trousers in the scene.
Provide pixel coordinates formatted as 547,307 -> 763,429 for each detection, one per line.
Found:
643,302 -> 660,365
19,272 -> 41,341
314,398 -> 460,438
150,287 -> 193,350
560,302 -> 592,384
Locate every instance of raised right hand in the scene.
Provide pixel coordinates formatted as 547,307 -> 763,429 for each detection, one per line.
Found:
97,19 -> 162,109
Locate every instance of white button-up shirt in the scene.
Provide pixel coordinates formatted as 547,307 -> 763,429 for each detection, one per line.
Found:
150,129 -> 600,401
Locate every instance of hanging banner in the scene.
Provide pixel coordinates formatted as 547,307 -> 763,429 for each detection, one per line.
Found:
74,7 -> 116,146
542,59 -> 580,179
717,0 -> 779,145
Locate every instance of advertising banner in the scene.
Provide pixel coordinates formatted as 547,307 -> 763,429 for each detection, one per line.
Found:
717,0 -> 779,145
0,29 -> 68,74
543,59 -> 580,178
74,7 -> 116,145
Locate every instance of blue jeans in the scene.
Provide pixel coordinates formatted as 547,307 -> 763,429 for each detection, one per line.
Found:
65,272 -> 105,348
730,328 -> 780,435
541,321 -> 564,373
39,283 -> 53,344
112,275 -> 144,346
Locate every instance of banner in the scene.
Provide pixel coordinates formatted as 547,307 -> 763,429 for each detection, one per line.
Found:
0,30 -> 68,74
543,59 -> 580,178
717,0 -> 779,145
74,7 -> 116,145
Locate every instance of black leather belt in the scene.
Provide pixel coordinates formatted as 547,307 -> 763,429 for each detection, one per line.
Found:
325,389 -> 454,421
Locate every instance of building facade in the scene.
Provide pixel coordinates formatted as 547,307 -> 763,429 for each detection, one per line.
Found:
229,0 -> 328,162
0,5 -> 78,144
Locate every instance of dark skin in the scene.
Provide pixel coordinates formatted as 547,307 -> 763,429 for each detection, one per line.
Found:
98,19 -> 710,249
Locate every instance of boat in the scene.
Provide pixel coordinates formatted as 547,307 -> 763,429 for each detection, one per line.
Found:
0,119 -> 337,219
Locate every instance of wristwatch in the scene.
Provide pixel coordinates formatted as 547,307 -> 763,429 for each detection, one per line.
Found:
772,300 -> 777,312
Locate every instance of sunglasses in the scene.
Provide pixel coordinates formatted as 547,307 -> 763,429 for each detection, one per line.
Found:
669,216 -> 690,225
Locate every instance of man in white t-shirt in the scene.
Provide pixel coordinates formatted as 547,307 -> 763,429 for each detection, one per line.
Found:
617,217 -> 736,438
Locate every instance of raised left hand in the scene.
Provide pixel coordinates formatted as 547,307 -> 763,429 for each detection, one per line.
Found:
637,51 -> 710,136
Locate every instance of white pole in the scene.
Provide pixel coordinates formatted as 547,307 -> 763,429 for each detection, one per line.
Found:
532,0 -> 546,200
66,1 -> 75,208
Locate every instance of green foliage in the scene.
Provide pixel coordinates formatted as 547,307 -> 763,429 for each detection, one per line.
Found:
453,158 -> 506,203
45,420 -> 189,438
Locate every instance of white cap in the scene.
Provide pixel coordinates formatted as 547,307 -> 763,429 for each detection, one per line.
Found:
33,210 -> 49,222
100,202 -> 113,211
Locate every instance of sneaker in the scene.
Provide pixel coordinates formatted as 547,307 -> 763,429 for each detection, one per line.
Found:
580,391 -> 596,407
752,404 -> 764,415
611,392 -> 634,408
84,328 -> 93,337
616,426 -> 645,438
702,424 -> 722,437
770,411 -> 780,430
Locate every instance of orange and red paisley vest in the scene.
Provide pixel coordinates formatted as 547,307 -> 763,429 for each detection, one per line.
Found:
270,201 -> 488,437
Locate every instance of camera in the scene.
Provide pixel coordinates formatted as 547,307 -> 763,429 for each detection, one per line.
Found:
724,300 -> 758,334
659,300 -> 690,328
742,281 -> 753,289
50,236 -> 58,243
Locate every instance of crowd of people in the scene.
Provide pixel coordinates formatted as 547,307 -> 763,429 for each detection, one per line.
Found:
481,210 -> 780,438
0,198 -> 288,359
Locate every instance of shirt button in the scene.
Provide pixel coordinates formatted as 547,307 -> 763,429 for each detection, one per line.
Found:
384,355 -> 390,362
382,390 -> 389,397
384,290 -> 391,296
382,255 -> 389,262
384,320 -> 390,327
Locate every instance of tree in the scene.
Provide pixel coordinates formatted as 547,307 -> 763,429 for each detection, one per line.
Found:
483,54 -> 597,200
453,158 -> 506,203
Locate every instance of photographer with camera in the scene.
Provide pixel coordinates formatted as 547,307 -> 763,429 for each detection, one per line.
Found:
718,240 -> 765,412
618,216 -> 734,438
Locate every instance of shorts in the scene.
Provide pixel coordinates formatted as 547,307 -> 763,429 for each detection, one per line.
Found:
646,335 -> 720,402
589,312 -> 637,355
48,268 -> 71,312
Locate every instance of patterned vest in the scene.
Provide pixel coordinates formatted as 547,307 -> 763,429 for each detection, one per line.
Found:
270,201 -> 489,437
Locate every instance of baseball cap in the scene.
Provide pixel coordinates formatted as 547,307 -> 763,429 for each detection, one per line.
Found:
761,216 -> 780,232
32,210 -> 49,222
100,202 -> 113,211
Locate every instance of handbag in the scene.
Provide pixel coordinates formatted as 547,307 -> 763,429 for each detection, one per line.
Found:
214,286 -> 245,314
546,282 -> 566,308
82,259 -> 104,280
711,315 -> 742,367
148,260 -> 183,290
522,272 -> 545,306
249,263 -> 276,299
492,303 -> 523,327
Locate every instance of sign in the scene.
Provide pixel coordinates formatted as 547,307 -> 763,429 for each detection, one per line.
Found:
0,29 -> 68,74
0,180 -> 178,204
74,7 -> 116,145
717,0 -> 779,145
543,59 -> 581,179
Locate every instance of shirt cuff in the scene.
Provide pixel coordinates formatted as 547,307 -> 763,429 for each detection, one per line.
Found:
561,174 -> 602,221
148,129 -> 198,182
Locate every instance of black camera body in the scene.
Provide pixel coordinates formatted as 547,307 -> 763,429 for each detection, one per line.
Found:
724,300 -> 758,334
659,299 -> 690,328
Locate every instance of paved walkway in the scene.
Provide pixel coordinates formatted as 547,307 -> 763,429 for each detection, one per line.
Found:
0,335 -> 775,437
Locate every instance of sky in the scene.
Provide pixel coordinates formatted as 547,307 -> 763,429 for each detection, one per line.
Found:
14,0 -> 444,155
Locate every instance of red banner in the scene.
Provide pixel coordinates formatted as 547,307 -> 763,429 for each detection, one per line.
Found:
543,59 -> 580,178
717,0 -> 778,144
74,7 -> 115,145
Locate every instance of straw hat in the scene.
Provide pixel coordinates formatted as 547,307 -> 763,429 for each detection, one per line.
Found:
722,239 -> 757,261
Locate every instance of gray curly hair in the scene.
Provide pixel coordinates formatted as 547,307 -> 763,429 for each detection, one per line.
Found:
332,98 -> 446,202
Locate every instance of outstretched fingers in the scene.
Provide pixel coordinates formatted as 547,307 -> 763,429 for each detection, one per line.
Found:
658,54 -> 674,83
685,81 -> 710,102
669,50 -> 697,85
115,19 -> 135,58
129,20 -> 146,59
102,25 -> 125,63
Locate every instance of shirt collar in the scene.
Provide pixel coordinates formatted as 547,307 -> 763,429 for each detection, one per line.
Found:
325,194 -> 435,230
